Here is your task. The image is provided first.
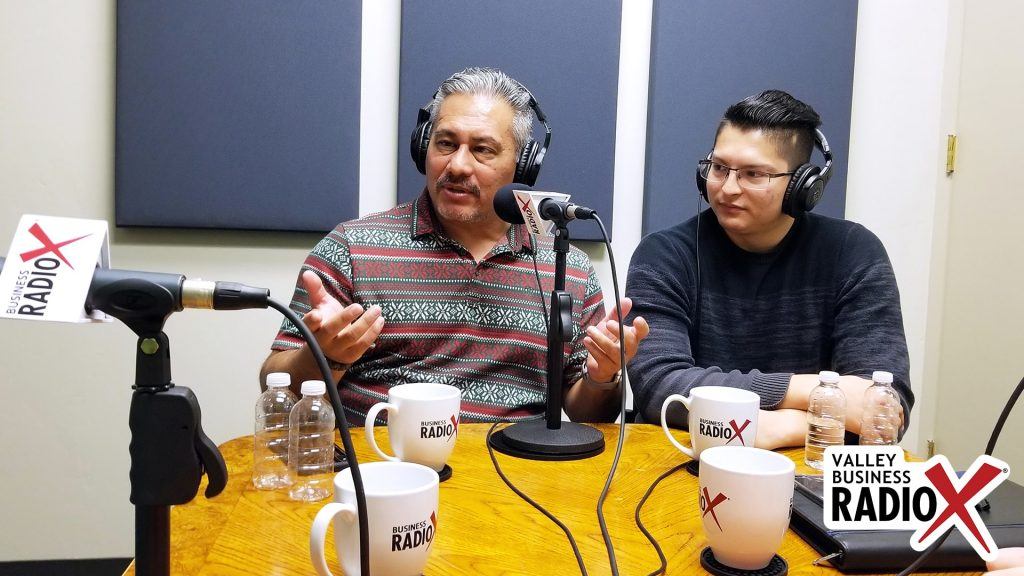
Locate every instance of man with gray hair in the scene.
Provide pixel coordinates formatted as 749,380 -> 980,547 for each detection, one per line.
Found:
262,67 -> 648,425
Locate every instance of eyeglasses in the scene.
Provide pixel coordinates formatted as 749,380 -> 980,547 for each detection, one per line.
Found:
697,160 -> 794,192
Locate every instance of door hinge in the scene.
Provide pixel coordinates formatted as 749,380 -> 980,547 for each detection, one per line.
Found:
927,439 -> 936,458
946,134 -> 958,175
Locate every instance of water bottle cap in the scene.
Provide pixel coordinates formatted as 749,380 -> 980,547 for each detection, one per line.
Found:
819,370 -> 840,383
266,372 -> 291,388
300,380 -> 327,396
872,371 -> 894,384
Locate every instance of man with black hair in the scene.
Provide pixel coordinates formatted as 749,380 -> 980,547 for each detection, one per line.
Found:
626,89 -> 912,449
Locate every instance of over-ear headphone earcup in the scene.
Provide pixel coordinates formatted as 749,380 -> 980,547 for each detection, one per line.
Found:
514,139 -> 539,186
782,163 -> 815,217
696,167 -> 708,203
696,151 -> 712,203
410,119 -> 432,175
802,170 -> 825,213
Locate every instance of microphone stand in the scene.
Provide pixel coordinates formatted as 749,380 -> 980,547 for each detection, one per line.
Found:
488,221 -> 605,460
0,255 -> 371,576
85,274 -> 228,576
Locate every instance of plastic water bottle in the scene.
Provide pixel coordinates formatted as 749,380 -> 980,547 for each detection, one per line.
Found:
288,380 -> 336,502
253,372 -> 298,490
859,371 -> 901,445
805,370 -> 846,470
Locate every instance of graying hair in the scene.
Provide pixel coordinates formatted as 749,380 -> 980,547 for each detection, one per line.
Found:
428,67 -> 534,154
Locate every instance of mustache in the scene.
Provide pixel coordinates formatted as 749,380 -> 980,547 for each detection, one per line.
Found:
435,174 -> 480,196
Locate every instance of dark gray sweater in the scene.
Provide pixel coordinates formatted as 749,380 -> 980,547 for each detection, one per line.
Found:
625,209 -> 912,430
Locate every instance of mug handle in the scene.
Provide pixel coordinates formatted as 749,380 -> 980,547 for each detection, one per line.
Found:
364,402 -> 401,462
310,502 -> 357,576
661,393 -> 696,458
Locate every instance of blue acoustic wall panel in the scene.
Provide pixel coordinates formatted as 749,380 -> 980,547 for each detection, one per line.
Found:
644,0 -> 858,234
115,1 -> 361,232
398,0 -> 622,241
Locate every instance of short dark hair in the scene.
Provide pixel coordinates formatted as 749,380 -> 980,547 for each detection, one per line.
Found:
716,89 -> 821,169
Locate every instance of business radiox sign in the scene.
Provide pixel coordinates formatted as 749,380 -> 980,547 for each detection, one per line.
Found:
824,445 -> 1010,562
0,215 -> 110,323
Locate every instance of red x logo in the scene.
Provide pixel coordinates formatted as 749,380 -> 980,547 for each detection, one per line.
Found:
518,196 -> 532,212
701,486 -> 728,531
19,223 -> 91,270
725,419 -> 751,446
450,414 -> 459,439
917,459 -> 1003,553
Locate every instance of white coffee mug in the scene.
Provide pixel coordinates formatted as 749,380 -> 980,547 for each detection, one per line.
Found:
365,383 -> 461,472
310,461 -> 439,576
661,386 -> 759,459
698,446 -> 795,570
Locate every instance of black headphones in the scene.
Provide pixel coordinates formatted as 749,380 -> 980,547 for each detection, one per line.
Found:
696,128 -> 833,217
409,87 -> 552,187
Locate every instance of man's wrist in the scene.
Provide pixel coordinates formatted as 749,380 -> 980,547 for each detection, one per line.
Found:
582,365 -> 621,391
306,344 -> 350,373
326,356 -> 351,372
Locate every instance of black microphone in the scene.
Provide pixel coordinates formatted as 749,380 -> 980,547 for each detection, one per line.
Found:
493,184 -> 597,226
85,266 -> 270,315
0,255 -> 269,314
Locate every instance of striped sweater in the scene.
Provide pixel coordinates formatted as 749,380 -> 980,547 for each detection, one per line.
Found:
273,191 -> 604,424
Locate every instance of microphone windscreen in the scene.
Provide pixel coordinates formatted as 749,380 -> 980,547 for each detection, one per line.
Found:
493,184 -> 531,225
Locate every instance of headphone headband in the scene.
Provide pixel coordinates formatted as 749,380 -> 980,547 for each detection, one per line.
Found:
813,128 -> 833,188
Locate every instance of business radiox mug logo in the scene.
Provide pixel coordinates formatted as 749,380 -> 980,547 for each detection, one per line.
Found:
698,417 -> 753,446
700,486 -> 729,531
420,414 -> 458,441
391,511 -> 437,552
824,445 -> 1010,561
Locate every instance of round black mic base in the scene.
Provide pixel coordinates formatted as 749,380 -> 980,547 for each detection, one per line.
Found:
685,459 -> 700,477
437,464 -> 453,482
700,547 -> 788,576
489,420 -> 605,461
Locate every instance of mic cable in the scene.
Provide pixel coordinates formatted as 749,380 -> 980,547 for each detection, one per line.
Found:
635,463 -> 688,576
895,373 -> 1024,576
592,213 -> 630,576
486,421 -> 589,575
632,191 -> 710,576
484,233 -> 587,575
484,214 -> 634,576
266,297 -> 371,576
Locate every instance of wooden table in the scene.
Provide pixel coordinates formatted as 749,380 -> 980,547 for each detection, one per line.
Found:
120,423 -> 942,575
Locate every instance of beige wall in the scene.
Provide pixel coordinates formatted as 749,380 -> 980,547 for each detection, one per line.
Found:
845,0 -> 964,455
933,1 -> 1024,472
0,0 -> 318,560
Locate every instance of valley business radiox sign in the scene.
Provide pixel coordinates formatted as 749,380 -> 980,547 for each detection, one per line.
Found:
824,445 -> 1010,562
0,215 -> 111,323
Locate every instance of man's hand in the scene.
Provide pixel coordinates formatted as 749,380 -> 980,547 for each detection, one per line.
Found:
987,548 -> 1024,576
582,297 -> 650,384
301,271 -> 384,366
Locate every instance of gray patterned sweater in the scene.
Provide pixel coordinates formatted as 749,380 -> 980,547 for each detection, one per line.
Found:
625,209 -> 912,431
